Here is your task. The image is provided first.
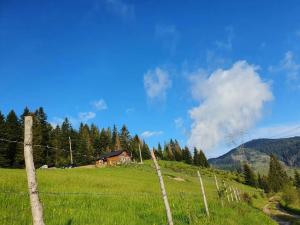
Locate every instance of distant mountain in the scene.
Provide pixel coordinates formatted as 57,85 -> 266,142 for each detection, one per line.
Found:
209,137 -> 300,172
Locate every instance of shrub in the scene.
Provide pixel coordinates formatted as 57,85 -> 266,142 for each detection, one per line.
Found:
281,186 -> 299,206
241,192 -> 253,205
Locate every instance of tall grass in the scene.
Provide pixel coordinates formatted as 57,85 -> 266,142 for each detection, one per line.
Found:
0,161 -> 275,225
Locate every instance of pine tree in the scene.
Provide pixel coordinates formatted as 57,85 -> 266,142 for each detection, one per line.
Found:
268,154 -> 289,192
243,164 -> 257,187
257,173 -> 270,193
193,148 -> 200,166
199,150 -> 209,168
111,125 -> 121,150
173,140 -> 183,161
141,141 -> 151,160
119,125 -> 131,151
157,143 -> 163,160
294,170 -> 300,189
0,111 -> 8,167
5,110 -> 22,167
182,146 -> 192,164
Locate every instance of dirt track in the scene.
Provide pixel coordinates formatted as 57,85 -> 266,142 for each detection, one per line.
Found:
263,196 -> 300,225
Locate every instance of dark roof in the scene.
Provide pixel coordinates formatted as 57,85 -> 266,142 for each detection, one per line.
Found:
98,150 -> 127,160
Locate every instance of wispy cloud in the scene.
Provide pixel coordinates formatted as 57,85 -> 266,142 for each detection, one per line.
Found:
155,24 -> 180,55
144,67 -> 172,101
50,117 -> 64,128
215,26 -> 234,50
92,99 -> 108,111
104,0 -> 135,20
125,107 -> 135,114
141,130 -> 163,138
78,112 -> 96,122
187,61 -> 273,151
174,117 -> 188,136
269,51 -> 300,88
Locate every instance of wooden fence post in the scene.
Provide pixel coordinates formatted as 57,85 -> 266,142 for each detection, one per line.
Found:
151,151 -> 173,225
214,174 -> 223,207
223,181 -> 230,203
24,116 -> 45,225
233,187 -> 238,202
229,187 -> 234,202
138,143 -> 143,164
197,170 -> 209,217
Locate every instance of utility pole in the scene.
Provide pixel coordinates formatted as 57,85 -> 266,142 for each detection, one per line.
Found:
24,116 -> 45,225
138,143 -> 143,164
69,136 -> 73,166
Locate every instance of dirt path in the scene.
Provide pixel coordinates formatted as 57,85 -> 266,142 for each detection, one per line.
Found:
263,196 -> 300,225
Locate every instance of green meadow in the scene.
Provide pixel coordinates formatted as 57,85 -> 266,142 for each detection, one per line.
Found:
0,161 -> 275,225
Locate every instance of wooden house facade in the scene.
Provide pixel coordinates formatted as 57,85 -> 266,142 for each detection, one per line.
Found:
96,150 -> 131,166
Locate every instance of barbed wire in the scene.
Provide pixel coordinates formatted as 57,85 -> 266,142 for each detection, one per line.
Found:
0,138 -> 97,160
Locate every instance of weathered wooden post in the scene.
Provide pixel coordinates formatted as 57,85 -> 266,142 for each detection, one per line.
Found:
24,116 -> 45,225
151,151 -> 173,225
233,187 -> 238,202
197,170 -> 209,217
138,143 -> 143,164
223,181 -> 230,202
214,174 -> 223,207
229,186 -> 234,202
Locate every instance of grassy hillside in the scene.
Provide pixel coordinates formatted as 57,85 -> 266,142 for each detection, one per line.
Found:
0,161 -> 275,225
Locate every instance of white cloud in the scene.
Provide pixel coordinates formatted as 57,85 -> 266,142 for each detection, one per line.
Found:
104,0 -> 135,20
92,99 -> 108,111
78,112 -> 96,122
144,67 -> 172,101
187,61 -> 273,151
269,51 -> 300,87
155,24 -> 180,54
141,130 -> 163,138
174,117 -> 184,129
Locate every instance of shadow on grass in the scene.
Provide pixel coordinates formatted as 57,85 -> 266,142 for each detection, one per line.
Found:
65,219 -> 73,225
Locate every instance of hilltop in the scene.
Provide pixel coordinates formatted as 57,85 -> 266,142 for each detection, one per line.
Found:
209,137 -> 300,172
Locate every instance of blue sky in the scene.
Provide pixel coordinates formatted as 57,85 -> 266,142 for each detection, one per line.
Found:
1,0 -> 300,158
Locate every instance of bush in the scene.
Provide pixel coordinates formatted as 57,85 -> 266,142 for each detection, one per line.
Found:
241,192 -> 253,205
281,186 -> 299,206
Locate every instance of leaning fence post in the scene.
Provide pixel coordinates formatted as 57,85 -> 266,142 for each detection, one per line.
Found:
151,151 -> 173,225
24,116 -> 45,225
197,170 -> 209,217
233,187 -> 238,202
223,181 -> 230,203
214,174 -> 223,207
229,186 -> 234,202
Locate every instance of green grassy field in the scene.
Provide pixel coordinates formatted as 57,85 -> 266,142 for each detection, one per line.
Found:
0,161 -> 276,225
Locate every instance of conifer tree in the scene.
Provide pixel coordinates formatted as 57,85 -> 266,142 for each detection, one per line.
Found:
141,141 -> 151,159
157,143 -> 163,159
268,154 -> 289,192
193,148 -> 200,166
294,170 -> 300,189
199,150 -> 209,168
182,146 -> 192,164
243,164 -> 257,187
0,111 -> 8,167
120,125 -> 131,151
5,110 -> 21,167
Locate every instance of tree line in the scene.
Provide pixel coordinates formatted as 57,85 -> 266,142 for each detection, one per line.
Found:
242,154 -> 292,193
0,107 -> 209,168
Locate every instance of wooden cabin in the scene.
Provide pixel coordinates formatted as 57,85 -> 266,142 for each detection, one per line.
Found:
96,150 -> 131,167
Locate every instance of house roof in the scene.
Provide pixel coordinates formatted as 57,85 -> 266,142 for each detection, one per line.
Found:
98,150 -> 127,160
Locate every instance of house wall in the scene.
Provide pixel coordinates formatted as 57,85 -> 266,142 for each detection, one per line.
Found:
96,152 -> 131,166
